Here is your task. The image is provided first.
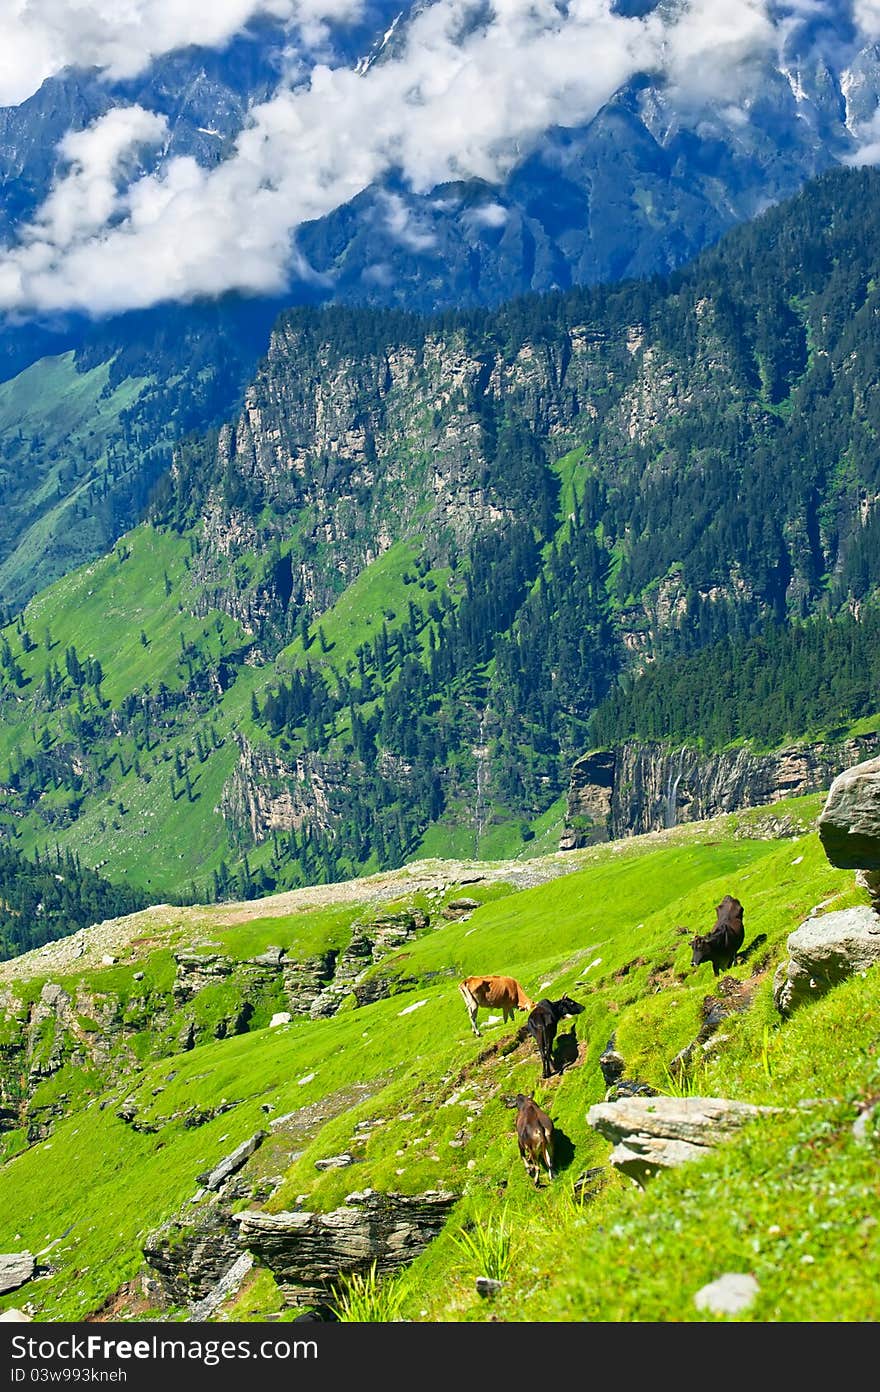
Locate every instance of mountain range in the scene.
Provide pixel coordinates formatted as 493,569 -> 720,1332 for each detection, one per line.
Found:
3,5 -> 880,1332
2,164 -> 880,923
4,2 -> 880,604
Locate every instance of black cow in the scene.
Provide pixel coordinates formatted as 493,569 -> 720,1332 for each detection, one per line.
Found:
513,1093 -> 554,1187
690,894 -> 745,976
527,995 -> 585,1078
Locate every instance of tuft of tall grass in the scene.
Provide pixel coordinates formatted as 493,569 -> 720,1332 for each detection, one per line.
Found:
328,1261 -> 407,1322
660,1058 -> 708,1097
452,1206 -> 514,1281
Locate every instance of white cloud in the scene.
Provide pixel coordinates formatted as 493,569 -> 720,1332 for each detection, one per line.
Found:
464,202 -> 509,229
0,0 -> 362,107
0,0 -> 814,317
661,0 -> 776,104
843,104 -> 880,163
854,0 -> 880,39
381,192 -> 437,251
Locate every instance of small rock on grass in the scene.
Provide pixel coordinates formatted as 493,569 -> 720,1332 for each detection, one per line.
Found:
475,1277 -> 503,1298
694,1272 -> 759,1316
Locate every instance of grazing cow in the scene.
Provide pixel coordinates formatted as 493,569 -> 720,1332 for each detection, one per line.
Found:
527,995 -> 585,1078
458,975 -> 535,1037
513,1093 -> 554,1187
690,894 -> 745,976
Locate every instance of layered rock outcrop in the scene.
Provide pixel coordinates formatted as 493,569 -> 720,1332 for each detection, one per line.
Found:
0,905 -> 432,1144
586,1096 -> 777,1186
235,1188 -> 459,1305
560,736 -> 880,848
0,1253 -> 35,1297
817,754 -> 880,872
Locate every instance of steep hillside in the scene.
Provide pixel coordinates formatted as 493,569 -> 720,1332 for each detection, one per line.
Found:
0,300 -> 284,610
4,169 -> 880,901
1,797 -> 878,1323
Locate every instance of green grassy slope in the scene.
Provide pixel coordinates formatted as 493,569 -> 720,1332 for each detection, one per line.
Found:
0,510 -> 559,900
1,796 -> 877,1323
0,353 -> 152,607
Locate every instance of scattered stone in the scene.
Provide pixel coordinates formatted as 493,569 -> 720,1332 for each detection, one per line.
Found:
853,1100 -> 880,1143
856,869 -> 880,912
398,1000 -> 427,1016
670,979 -> 754,1075
572,1167 -> 606,1201
251,947 -> 285,967
694,1272 -> 760,1316
269,1111 -> 300,1130
475,1277 -> 503,1297
187,1252 -> 254,1322
605,1080 -> 658,1101
599,1038 -> 625,1088
133,972 -> 145,982
314,1154 -> 356,1171
270,1012 -> 292,1028
442,899 -> 480,919
599,1034 -> 656,1100
0,1253 -> 35,1296
115,1097 -> 159,1134
772,906 -> 880,1016
100,955 -> 116,967
0,1308 -> 32,1322
198,1131 -> 267,1193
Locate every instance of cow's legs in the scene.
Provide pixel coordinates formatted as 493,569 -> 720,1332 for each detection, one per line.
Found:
542,1140 -> 554,1181
459,983 -> 481,1036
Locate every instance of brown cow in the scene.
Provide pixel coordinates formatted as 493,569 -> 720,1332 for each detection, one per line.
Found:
458,975 -> 535,1037
513,1093 -> 554,1187
690,894 -> 745,976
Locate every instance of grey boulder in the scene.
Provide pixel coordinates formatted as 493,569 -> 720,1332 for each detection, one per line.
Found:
773,906 -> 880,1015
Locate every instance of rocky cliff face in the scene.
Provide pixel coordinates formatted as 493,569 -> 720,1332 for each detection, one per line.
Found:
184,301 -> 746,652
220,738 -> 346,845
190,320 -> 608,619
560,735 -> 880,848
235,1188 -> 459,1306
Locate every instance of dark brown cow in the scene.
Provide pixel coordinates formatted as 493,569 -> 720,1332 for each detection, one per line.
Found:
690,894 -> 745,976
527,995 -> 585,1078
513,1093 -> 554,1187
458,975 -> 535,1037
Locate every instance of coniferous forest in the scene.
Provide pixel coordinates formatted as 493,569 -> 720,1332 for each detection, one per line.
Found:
0,844 -> 147,961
